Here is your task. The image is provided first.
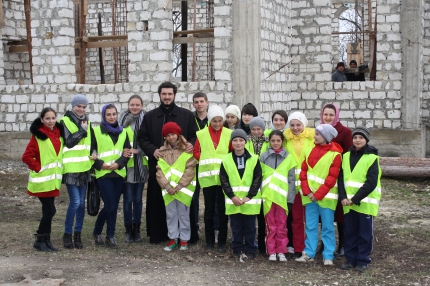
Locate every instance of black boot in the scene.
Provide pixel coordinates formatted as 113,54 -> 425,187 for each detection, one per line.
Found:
45,233 -> 58,251
133,223 -> 142,243
316,241 -> 324,255
125,225 -> 133,243
74,232 -> 83,249
335,222 -> 345,258
63,233 -> 73,249
33,233 -> 52,252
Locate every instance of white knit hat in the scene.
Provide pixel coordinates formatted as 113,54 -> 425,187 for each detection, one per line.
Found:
207,105 -> 225,122
287,111 -> 308,127
224,105 -> 241,120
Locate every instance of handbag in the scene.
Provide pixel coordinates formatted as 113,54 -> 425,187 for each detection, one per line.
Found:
86,168 -> 100,216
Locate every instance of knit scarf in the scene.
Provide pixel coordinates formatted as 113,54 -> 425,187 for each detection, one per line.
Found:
248,135 -> 269,155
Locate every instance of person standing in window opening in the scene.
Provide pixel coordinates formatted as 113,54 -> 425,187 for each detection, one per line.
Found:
346,60 -> 365,82
224,105 -> 241,130
92,104 -> 131,247
318,103 -> 352,257
137,82 -> 197,244
22,107 -> 63,252
60,94 -> 92,249
238,103 -> 258,135
264,110 -> 289,137
119,95 -> 149,243
332,62 -> 347,82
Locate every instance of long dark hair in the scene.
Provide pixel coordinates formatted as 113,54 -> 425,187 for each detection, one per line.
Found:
40,107 -> 57,119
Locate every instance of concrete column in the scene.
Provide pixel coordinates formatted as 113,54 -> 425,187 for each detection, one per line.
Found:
0,42 -> 5,85
401,0 -> 424,129
31,0 -> 76,84
231,0 -> 261,108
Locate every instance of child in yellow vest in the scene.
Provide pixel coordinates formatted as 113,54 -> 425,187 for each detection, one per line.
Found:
156,122 -> 196,251
338,127 -> 381,272
220,129 -> 262,259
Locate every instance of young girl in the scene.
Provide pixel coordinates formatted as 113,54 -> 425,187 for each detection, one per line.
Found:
284,112 -> 315,258
119,95 -> 149,243
260,130 -> 296,262
264,110 -> 289,137
296,124 -> 342,266
92,104 -> 131,247
60,94 -> 92,249
338,127 -> 381,272
22,107 -> 63,252
156,122 -> 196,251
220,129 -> 262,259
238,103 -> 258,135
224,105 -> 241,130
193,105 -> 232,253
246,116 -> 269,156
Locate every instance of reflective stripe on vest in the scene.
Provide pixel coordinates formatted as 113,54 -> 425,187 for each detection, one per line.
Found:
93,126 -> 127,179
342,153 -> 382,216
286,137 -> 315,194
300,148 -> 340,210
158,152 -> 196,206
261,156 -> 296,215
27,137 -> 64,194
124,126 -> 149,169
197,127 -> 232,188
60,117 -> 92,173
221,153 -> 260,215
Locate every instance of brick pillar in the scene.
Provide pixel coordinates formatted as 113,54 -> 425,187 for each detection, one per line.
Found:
0,43 -> 5,85
31,0 -> 76,84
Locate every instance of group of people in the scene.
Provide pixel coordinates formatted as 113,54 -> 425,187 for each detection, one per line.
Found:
22,81 -> 381,273
332,60 -> 366,82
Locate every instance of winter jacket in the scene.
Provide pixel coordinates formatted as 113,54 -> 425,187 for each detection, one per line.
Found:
332,69 -> 347,82
338,144 -> 380,205
194,111 -> 208,131
22,118 -> 63,197
332,122 -> 352,154
300,142 -> 343,200
156,138 -> 196,190
137,103 -> 197,176
193,125 -> 233,161
284,128 -> 315,159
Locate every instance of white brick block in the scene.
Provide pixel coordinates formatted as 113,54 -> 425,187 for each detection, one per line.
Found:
215,71 -> 231,81
352,91 -> 368,99
214,27 -> 232,37
58,27 -> 75,37
52,36 -> 71,46
150,31 -> 170,41
149,51 -> 169,61
354,110 -> 371,118
214,6 -> 231,16
370,92 -> 386,99
46,94 -> 59,103
387,110 -> 401,119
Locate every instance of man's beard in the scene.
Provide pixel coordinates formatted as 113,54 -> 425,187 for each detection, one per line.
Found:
161,100 -> 174,109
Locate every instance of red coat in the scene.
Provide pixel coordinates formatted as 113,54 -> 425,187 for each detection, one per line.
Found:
22,119 -> 62,197
300,142 -> 342,201
332,122 -> 352,154
193,125 -> 233,161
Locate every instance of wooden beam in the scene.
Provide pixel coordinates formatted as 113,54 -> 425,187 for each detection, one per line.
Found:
7,40 -> 28,46
83,35 -> 128,42
24,0 -> 33,84
173,28 -> 214,36
9,46 -> 29,53
173,36 -> 214,45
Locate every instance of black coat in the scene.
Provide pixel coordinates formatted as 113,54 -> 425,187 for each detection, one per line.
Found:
137,103 -> 197,176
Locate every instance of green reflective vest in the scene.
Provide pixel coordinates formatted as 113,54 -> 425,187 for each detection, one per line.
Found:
342,152 -> 382,216
60,116 -> 92,173
124,126 -> 149,169
301,148 -> 340,210
196,127 -> 232,187
285,137 -> 315,194
158,152 -> 196,206
221,153 -> 261,215
261,156 -> 296,215
245,140 -> 269,156
27,137 -> 64,194
93,126 -> 127,179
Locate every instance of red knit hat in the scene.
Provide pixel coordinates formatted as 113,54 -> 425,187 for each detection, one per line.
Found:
162,122 -> 182,137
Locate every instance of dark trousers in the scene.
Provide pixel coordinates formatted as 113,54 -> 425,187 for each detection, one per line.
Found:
257,203 -> 266,254
203,186 -> 228,245
344,210 -> 373,266
37,197 -> 56,234
146,176 -> 169,243
287,203 -> 293,247
230,213 -> 257,255
192,165 -> 200,230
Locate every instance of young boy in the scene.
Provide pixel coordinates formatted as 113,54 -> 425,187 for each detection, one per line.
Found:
338,127 -> 381,272
219,129 -> 262,259
295,124 -> 342,266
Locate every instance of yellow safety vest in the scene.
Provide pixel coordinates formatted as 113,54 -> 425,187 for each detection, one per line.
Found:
27,137 -> 64,194
221,153 -> 261,215
124,126 -> 149,169
245,140 -> 269,156
301,148 -> 340,210
196,127 -> 232,187
60,116 -> 92,173
342,152 -> 382,216
158,152 -> 196,206
93,126 -> 127,179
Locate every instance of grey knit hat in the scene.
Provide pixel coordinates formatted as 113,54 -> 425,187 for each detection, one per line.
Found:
231,129 -> 247,142
71,94 -> 89,108
316,124 -> 338,143
249,116 -> 266,131
352,126 -> 370,143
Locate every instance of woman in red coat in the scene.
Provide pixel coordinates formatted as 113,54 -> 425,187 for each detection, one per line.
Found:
22,107 -> 63,252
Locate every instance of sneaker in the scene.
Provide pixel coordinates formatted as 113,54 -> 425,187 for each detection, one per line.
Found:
335,247 -> 345,258
179,241 -> 189,250
278,253 -> 287,262
163,239 -> 178,251
93,233 -> 104,246
293,252 -> 302,259
287,246 -> 295,254
295,252 -> 314,263
355,264 -> 368,272
214,230 -> 219,244
205,244 -> 214,252
268,254 -> 277,261
323,259 -> 334,266
341,262 -> 355,270
245,252 -> 256,259
233,251 -> 241,258
105,237 -> 118,248
217,244 -> 226,254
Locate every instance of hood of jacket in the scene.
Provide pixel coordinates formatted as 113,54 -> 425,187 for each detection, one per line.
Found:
29,118 -> 63,140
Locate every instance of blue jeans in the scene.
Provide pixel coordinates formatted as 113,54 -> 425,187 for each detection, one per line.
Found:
94,177 -> 123,238
123,182 -> 144,225
64,184 -> 86,234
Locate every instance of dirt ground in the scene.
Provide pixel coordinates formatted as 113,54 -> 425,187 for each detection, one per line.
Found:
0,161 -> 430,286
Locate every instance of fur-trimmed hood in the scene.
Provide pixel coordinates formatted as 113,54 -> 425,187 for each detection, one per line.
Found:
29,118 -> 64,140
